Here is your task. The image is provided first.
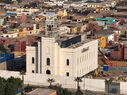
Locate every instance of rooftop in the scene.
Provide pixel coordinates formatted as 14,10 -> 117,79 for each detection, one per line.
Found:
68,38 -> 92,48
27,88 -> 56,95
94,29 -> 114,37
44,12 -> 58,15
34,32 -> 91,48
18,23 -> 34,28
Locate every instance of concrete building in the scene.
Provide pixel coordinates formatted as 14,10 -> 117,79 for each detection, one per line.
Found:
26,11 -> 98,78
85,2 -> 106,9
26,34 -> 98,77
44,12 -> 58,35
16,8 -> 40,15
1,32 -> 18,38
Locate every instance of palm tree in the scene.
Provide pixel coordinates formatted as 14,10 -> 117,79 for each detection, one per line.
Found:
105,79 -> 112,95
20,70 -> 26,84
20,71 -> 26,95
74,77 -> 83,95
47,78 -> 55,88
74,77 -> 82,91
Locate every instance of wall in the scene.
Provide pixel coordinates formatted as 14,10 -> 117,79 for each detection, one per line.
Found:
120,82 -> 127,94
2,33 -> 18,38
0,70 -> 127,94
0,70 -> 103,90
0,62 -> 6,70
73,40 -> 98,77
26,46 -> 36,73
111,47 -> 122,60
41,37 -> 56,76
84,78 -> 105,92
124,47 -> 127,60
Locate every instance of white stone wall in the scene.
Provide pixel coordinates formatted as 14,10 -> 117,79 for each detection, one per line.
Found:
84,78 -> 105,92
120,82 -> 127,94
75,40 -> 98,77
41,37 -> 56,75
2,33 -> 18,38
0,70 -> 104,91
26,46 -> 36,73
59,48 -> 74,77
0,70 -> 127,94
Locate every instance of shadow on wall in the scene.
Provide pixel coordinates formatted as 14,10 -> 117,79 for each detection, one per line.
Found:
6,55 -> 26,71
105,82 -> 120,94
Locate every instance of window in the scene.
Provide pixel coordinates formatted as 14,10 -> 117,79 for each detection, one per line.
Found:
46,70 -> 51,75
32,57 -> 34,64
66,59 -> 69,66
47,58 -> 50,66
66,72 -> 69,77
2,40 -> 5,42
32,70 -> 34,73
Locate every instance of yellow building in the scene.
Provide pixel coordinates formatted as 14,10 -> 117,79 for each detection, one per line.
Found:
18,31 -> 26,37
94,7 -> 110,13
99,37 -> 106,48
58,9 -> 67,17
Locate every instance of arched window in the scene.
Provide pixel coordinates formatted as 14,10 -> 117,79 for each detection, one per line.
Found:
46,70 -> 51,75
32,70 -> 34,73
66,72 -> 69,77
66,59 -> 69,66
32,57 -> 34,64
47,58 -> 50,66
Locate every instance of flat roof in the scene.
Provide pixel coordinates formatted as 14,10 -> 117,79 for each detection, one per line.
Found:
44,12 -> 58,15
68,39 -> 92,49
27,88 -> 56,95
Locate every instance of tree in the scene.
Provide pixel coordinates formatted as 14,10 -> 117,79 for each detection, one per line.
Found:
105,79 -> 112,95
74,77 -> 82,91
74,77 -> 83,95
0,77 -> 6,95
5,81 -> 15,95
20,70 -> 25,95
47,78 -> 55,88
0,44 -> 7,53
7,76 -> 22,89
0,0 -> 12,4
20,70 -> 26,84
5,76 -> 23,95
0,76 -> 23,95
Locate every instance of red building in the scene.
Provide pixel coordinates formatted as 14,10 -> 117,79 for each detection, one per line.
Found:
14,39 -> 26,52
111,44 -> 127,60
